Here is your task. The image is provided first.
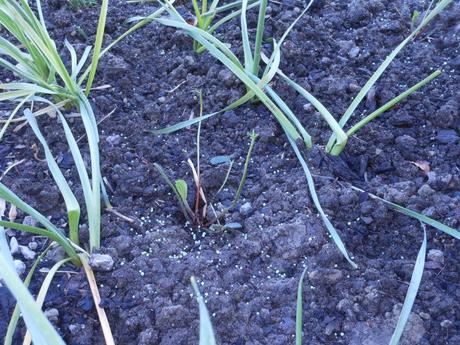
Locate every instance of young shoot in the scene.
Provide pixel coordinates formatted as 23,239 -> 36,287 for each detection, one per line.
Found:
154,92 -> 258,230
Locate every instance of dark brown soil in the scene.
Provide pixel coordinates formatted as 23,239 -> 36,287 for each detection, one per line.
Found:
1,0 -> 459,344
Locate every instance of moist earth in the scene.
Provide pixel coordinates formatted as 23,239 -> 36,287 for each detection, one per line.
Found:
0,0 -> 459,344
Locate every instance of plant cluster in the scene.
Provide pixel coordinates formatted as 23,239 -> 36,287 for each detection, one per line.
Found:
154,91 -> 259,231
0,0 -> 113,343
0,0 -> 458,344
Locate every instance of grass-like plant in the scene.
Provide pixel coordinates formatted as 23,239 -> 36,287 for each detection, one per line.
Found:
129,0 -> 261,53
155,92 -> 258,231
190,0 -> 261,53
0,0 -> 114,343
0,0 -> 108,250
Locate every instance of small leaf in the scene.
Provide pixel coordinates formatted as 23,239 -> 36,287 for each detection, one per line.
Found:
210,155 -> 231,165
410,160 -> 430,174
175,180 -> 188,202
411,10 -> 420,27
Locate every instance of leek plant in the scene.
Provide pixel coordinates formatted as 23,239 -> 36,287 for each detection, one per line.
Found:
0,0 -> 108,250
0,0 -> 114,343
129,0 -> 261,53
190,0 -> 260,53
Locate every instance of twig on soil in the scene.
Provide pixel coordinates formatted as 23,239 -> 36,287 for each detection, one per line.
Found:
167,80 -> 187,93
31,143 -> 46,162
0,159 -> 26,181
106,208 -> 135,223
91,84 -> 112,91
80,254 -> 115,345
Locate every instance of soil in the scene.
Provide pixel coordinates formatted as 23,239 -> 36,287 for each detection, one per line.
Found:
1,0 -> 460,344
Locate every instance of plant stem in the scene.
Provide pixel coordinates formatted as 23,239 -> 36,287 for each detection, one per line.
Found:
252,0 -> 267,77
85,0 -> 109,95
195,90 -> 203,216
231,130 -> 258,208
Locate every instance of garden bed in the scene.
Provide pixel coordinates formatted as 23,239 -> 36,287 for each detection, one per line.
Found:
0,0 -> 459,344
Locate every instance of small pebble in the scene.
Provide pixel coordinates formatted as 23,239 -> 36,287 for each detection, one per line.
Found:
10,237 -> 19,254
418,184 -> 435,197
14,260 -> 26,276
308,269 -> 344,285
419,312 -> 431,320
106,134 -> 121,146
19,245 -> 36,260
440,320 -> 453,328
349,46 -> 360,58
28,241 -> 38,250
44,308 -> 59,322
22,216 -> 38,227
436,130 -> 459,144
427,249 -> 444,264
303,103 -> 313,112
239,202 -> 252,216
217,69 -> 234,87
89,253 -> 114,271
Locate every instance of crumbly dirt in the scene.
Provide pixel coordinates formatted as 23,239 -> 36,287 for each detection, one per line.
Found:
0,0 -> 459,344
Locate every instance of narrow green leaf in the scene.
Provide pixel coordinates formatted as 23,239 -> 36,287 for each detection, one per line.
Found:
191,0 -> 203,27
191,276 -> 217,345
346,70 -> 441,137
85,0 -> 109,95
274,69 -> 347,150
0,83 -> 55,95
0,96 -> 30,141
287,136 -> 357,268
252,0 -> 267,76
231,130 -> 258,208
204,0 -> 260,37
389,224 -> 426,345
24,108 -> 81,245
154,163 -> 193,222
296,266 -> 308,345
350,186 -> 460,240
216,160 -> 234,195
0,221 -> 78,263
0,90 -> 32,101
240,0 -> 254,70
77,96 -> 101,251
175,179 -> 188,203
202,0 -> 259,17
64,39 -> 78,80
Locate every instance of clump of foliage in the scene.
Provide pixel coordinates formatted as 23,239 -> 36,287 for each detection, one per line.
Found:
0,0 -> 114,343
